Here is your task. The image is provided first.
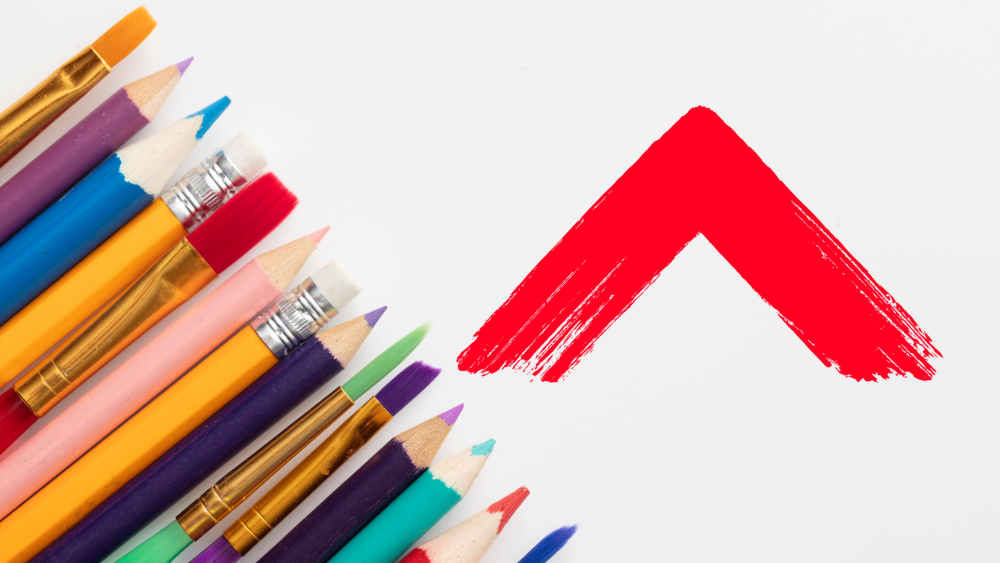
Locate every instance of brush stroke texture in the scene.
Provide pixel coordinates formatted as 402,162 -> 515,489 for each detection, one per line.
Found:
458,107 -> 939,382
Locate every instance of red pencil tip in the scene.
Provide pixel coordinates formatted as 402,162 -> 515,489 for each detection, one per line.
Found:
308,226 -> 331,245
488,486 -> 530,533
0,388 -> 37,454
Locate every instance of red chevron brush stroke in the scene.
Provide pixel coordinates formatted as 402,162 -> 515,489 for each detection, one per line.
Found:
458,107 -> 939,382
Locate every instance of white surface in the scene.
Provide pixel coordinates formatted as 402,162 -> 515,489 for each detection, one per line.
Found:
0,1 -> 997,562
222,132 -> 268,183
312,258 -> 363,312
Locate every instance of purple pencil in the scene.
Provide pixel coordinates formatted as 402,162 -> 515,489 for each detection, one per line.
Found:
0,59 -> 190,243
255,404 -> 463,563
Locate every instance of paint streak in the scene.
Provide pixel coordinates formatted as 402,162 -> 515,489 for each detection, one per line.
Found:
458,107 -> 939,382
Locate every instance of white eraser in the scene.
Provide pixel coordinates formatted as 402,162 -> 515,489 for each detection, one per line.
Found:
312,259 -> 363,312
222,133 -> 267,181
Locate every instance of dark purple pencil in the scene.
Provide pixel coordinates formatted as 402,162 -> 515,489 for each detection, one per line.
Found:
0,59 -> 190,243
188,361 -> 443,563
257,403 -> 463,563
29,308 -> 385,563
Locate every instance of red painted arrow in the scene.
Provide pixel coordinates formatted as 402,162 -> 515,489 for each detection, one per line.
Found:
458,107 -> 939,382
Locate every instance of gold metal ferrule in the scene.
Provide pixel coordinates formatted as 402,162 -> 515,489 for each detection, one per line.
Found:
177,387 -> 356,541
224,398 -> 392,555
0,47 -> 110,166
14,239 -> 215,415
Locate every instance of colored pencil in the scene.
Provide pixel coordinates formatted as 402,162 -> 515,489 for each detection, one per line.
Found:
0,96 -> 229,326
0,132 -> 267,388
125,362 -> 442,563
0,173 -> 296,459
0,59 -> 189,243
399,487 -> 530,563
0,310 -> 380,563
517,526 -> 577,563
326,439 -> 495,563
26,317 -> 429,563
258,404 -> 463,563
0,8 -> 155,167
192,362 -> 442,563
0,228 -> 331,519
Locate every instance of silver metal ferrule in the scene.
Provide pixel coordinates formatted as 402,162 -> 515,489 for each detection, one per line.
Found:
159,150 -> 249,231
251,279 -> 338,359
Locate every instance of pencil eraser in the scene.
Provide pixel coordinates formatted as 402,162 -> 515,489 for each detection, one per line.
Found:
222,133 -> 267,181
312,259 -> 363,312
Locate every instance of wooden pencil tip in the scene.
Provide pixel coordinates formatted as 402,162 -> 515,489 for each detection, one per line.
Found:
308,226 -> 330,245
489,487 -> 530,533
92,7 -> 156,67
175,57 -> 194,75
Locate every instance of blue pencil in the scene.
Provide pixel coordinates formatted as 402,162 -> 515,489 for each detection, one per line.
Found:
0,97 -> 229,324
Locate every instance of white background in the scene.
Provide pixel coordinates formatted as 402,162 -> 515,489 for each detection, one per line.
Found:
1,1 -> 998,561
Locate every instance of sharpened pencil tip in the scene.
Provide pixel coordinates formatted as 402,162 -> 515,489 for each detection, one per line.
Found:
188,97 -> 231,139
471,438 -> 495,456
438,403 -> 463,425
308,226 -> 331,245
490,487 -> 530,532
175,57 -> 194,75
365,306 -> 387,327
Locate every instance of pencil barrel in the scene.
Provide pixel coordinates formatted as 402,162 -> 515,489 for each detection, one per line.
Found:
178,387 -> 355,540
14,239 -> 214,415
225,398 -> 392,555
0,48 -> 109,166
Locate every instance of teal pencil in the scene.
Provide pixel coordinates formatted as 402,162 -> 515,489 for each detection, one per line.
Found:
327,439 -> 495,563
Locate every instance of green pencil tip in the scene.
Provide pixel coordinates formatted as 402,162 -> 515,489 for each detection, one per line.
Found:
342,321 -> 431,401
471,438 -> 496,456
115,520 -> 191,563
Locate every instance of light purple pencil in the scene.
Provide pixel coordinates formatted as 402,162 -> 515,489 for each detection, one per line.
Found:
0,59 -> 190,243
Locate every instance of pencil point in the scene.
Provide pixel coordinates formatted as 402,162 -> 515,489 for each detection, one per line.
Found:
175,57 -> 193,75
438,403 -> 463,425
471,438 -> 495,456
188,97 -> 231,139
308,226 -> 331,245
365,306 -> 387,327
490,487 -> 530,532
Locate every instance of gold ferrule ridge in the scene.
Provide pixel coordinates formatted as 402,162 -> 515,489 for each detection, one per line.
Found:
0,47 -> 110,166
178,387 -> 356,541
224,398 -> 392,555
14,240 -> 215,415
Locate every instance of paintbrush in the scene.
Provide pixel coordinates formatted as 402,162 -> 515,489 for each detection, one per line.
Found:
0,58 -> 190,243
0,132 -> 267,389
399,487 -> 531,563
0,173 -> 296,462
517,526 -> 578,563
191,362 -> 442,563
326,440 -> 496,563
20,317 -> 428,563
129,362 -> 442,563
257,404 -> 463,563
0,228 -> 334,519
0,7 -> 155,167
0,96 -> 230,326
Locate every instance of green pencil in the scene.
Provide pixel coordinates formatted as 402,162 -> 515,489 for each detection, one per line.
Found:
327,439 -> 495,563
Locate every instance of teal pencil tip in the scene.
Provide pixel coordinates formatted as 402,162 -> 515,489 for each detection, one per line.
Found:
471,438 -> 495,456
187,96 -> 231,139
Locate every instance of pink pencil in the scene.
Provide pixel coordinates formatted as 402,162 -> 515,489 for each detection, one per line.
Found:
0,228 -> 361,516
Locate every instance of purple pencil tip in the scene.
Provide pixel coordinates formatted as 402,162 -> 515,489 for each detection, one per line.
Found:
175,57 -> 194,75
438,403 -> 464,426
375,362 -> 441,416
364,306 -> 387,327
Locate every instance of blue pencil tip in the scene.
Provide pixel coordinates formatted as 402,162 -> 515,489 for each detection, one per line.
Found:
188,96 -> 231,139
518,525 -> 578,563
